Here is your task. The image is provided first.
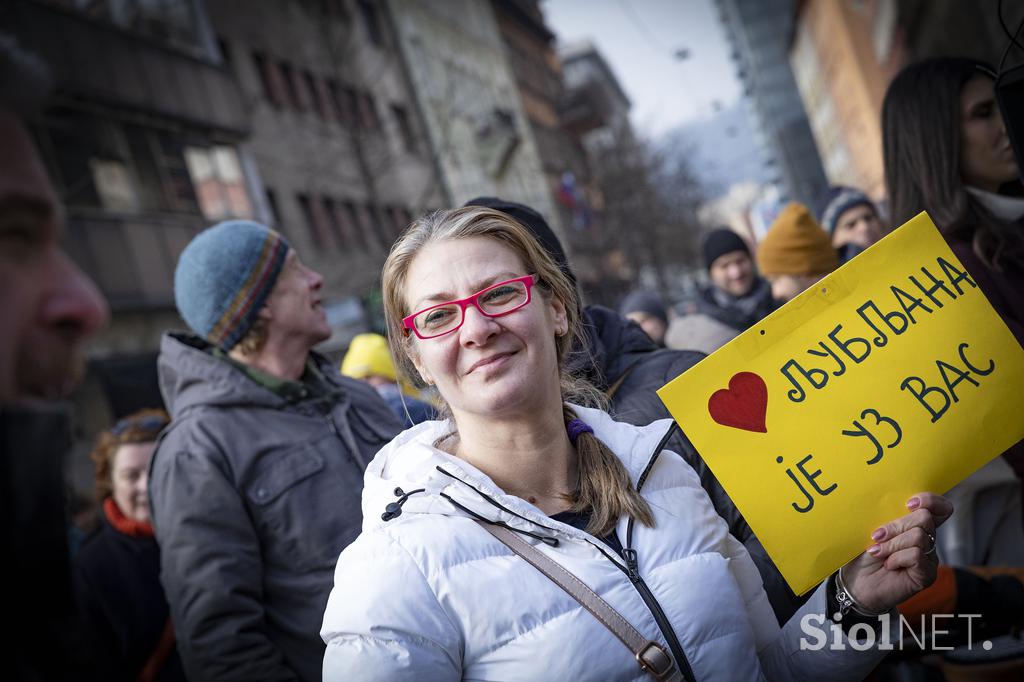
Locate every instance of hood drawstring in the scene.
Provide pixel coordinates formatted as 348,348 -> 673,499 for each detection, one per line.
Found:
381,487 -> 425,521
433,466 -> 561,547
440,493 -> 559,547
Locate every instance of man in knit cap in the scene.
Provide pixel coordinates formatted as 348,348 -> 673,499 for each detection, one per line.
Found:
665,228 -> 778,354
619,289 -> 669,346
815,185 -> 884,262
149,221 -> 402,681
757,202 -> 840,302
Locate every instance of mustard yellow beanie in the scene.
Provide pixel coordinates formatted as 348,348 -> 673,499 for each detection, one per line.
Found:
757,202 -> 839,277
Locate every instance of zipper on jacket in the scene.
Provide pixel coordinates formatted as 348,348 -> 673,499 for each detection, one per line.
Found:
438,432 -> 697,680
615,421 -> 697,682
619,537 -> 696,682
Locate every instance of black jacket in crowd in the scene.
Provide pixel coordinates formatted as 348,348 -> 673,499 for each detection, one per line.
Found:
575,304 -> 806,623
74,509 -> 186,682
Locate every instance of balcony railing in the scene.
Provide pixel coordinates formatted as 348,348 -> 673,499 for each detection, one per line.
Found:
10,0 -> 249,135
65,209 -> 207,311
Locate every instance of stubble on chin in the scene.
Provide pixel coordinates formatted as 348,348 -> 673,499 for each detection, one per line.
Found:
15,341 -> 84,401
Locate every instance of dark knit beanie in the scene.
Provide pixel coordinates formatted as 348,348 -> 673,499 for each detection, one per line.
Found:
702,228 -> 750,270
174,220 -> 290,351
619,290 -> 668,325
815,186 -> 875,235
464,196 -> 576,290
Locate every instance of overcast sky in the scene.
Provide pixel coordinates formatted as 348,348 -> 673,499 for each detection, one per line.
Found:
542,0 -> 742,139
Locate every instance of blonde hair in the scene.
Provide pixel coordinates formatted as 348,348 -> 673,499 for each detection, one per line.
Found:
381,206 -> 653,536
231,317 -> 268,355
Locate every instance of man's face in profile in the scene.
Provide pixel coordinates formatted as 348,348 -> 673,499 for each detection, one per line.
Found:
0,109 -> 107,404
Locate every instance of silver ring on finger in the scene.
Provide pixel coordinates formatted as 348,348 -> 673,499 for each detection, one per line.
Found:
924,531 -> 937,555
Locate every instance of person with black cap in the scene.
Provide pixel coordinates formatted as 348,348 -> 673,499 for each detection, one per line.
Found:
665,228 -> 778,354
463,197 -> 807,623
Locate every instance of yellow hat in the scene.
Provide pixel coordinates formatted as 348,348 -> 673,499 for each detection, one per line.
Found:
341,333 -> 396,382
757,202 -> 839,277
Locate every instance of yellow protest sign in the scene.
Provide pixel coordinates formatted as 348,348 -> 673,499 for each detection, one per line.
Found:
658,213 -> 1024,596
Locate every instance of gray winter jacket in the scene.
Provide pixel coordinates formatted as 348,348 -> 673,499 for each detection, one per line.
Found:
149,333 -> 402,682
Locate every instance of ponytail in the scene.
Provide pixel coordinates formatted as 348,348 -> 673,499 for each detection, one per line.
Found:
563,405 -> 655,537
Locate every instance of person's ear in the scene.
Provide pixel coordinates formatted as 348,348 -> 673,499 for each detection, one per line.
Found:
551,297 -> 568,337
407,341 -> 434,386
256,304 -> 273,321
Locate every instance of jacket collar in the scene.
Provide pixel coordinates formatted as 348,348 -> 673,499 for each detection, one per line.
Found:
362,405 -> 675,544
966,185 -> 1024,223
158,332 -> 344,417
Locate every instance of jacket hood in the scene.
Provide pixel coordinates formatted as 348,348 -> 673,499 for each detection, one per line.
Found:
571,305 -> 659,387
361,405 -> 674,540
157,331 -> 339,418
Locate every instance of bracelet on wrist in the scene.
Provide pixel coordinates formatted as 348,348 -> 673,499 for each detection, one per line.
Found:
834,566 -> 888,618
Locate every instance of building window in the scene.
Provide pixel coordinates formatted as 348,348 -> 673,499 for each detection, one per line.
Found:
252,51 -> 288,108
265,188 -> 280,227
184,146 -> 253,221
343,201 -> 367,251
321,197 -> 346,248
386,206 -> 406,239
358,92 -> 380,130
155,133 -> 203,213
391,104 -> 416,152
58,0 -> 203,51
365,202 -> 388,249
357,0 -> 384,46
326,79 -> 352,126
297,193 -> 325,248
279,61 -> 306,111
303,70 -> 331,120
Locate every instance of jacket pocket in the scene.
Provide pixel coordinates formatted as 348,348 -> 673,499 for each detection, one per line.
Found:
245,443 -> 325,506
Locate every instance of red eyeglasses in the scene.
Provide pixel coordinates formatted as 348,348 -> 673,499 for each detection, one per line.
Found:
402,275 -> 538,339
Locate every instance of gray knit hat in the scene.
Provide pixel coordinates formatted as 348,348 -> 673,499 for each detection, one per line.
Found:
816,186 -> 876,235
173,220 -> 290,351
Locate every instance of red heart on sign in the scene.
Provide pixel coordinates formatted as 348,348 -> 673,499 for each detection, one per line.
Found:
708,372 -> 768,433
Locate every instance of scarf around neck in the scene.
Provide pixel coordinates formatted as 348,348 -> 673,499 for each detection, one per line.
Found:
103,497 -> 155,538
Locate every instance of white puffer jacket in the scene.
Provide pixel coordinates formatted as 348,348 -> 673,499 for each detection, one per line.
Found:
322,406 -> 887,680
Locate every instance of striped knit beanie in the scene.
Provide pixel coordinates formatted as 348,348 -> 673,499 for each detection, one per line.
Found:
816,186 -> 875,235
174,220 -> 290,351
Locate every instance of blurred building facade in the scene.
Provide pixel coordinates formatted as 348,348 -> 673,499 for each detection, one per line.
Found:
559,40 -> 634,155
7,0 -> 445,492
491,0 -> 591,229
207,0 -> 443,352
490,1 -> 610,292
385,0 -> 555,220
715,0 -> 829,208
789,0 -> 1024,210
7,0 -> 255,490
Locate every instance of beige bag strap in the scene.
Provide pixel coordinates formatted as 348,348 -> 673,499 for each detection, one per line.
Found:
476,521 -> 685,681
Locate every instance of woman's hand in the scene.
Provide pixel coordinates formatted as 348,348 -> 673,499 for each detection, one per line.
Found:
841,492 -> 953,613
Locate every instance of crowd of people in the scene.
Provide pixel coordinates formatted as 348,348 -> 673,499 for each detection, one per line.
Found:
2,29 -> 1022,682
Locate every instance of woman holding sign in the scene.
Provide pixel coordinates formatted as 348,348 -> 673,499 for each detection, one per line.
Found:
321,206 -> 951,680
